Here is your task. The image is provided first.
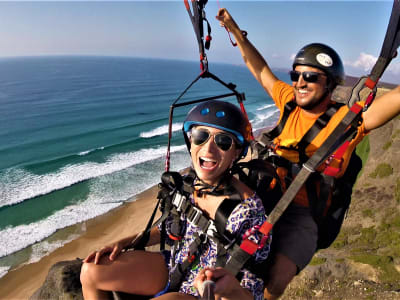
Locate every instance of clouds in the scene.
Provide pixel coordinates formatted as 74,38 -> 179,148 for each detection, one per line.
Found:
345,52 -> 400,76
345,52 -> 377,72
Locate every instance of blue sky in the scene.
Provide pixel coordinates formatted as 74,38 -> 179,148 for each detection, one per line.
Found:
0,1 -> 399,83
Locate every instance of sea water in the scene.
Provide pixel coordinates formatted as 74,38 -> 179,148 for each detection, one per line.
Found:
0,56 -> 288,277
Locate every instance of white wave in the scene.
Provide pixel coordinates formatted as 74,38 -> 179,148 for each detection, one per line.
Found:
78,150 -> 91,156
256,103 -> 276,111
28,229 -> 84,265
0,145 -> 187,208
0,266 -> 10,279
250,108 -> 280,132
0,196 -> 121,258
140,123 -> 182,138
78,146 -> 105,156
0,150 -> 191,261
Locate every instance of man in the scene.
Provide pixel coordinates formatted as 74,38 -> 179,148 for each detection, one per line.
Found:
217,8 -> 400,300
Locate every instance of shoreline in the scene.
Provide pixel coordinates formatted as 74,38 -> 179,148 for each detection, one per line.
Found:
0,185 -> 160,299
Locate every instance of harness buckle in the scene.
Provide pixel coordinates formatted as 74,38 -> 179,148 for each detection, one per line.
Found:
188,206 -> 203,226
241,225 -> 270,254
205,220 -> 218,238
172,192 -> 186,212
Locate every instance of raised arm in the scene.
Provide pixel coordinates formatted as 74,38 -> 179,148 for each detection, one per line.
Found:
216,8 -> 278,97
363,85 -> 400,131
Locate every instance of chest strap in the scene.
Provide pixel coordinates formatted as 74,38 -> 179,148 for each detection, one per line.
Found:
259,100 -> 343,164
168,194 -> 241,291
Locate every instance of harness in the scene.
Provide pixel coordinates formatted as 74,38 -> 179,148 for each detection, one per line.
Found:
254,100 -> 349,220
249,1 -> 400,250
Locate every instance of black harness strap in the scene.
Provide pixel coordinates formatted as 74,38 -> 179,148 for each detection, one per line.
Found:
348,0 -> 400,108
368,0 -> 400,84
167,177 -> 243,290
296,102 -> 343,163
184,0 -> 211,72
259,100 -> 343,164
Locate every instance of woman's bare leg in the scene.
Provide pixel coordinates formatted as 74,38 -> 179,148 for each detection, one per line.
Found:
81,250 -> 168,300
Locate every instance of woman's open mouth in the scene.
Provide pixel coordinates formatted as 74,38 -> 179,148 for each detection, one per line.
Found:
199,157 -> 217,170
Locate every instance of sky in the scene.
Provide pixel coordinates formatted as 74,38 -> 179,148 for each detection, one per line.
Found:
0,1 -> 399,83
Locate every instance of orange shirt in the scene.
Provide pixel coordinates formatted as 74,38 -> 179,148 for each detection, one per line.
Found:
270,81 -> 369,206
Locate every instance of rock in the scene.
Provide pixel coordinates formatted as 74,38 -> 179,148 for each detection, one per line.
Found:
30,259 -> 84,300
31,259 -> 151,300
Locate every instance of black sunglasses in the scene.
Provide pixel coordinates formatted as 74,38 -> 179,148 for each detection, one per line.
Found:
289,70 -> 327,83
189,128 -> 236,151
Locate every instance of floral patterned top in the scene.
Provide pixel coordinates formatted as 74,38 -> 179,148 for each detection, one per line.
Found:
161,193 -> 271,300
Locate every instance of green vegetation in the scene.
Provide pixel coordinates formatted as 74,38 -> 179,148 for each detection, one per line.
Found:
382,129 -> 400,150
369,163 -> 393,178
395,178 -> 400,204
393,129 -> 400,139
362,209 -> 374,218
345,213 -> 400,289
356,135 -> 370,168
309,256 -> 327,266
350,254 -> 400,288
382,141 -> 392,150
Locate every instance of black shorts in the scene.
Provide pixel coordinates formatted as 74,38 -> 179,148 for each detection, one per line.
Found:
269,203 -> 318,272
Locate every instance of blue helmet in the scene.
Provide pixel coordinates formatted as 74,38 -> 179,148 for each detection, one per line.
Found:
182,100 -> 251,157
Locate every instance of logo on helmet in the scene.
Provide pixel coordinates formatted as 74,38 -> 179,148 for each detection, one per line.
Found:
316,53 -> 333,67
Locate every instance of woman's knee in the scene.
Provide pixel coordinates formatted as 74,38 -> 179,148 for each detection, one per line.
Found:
80,262 -> 101,288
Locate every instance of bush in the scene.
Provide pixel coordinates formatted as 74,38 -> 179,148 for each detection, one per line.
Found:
395,178 -> 400,204
369,163 -> 393,178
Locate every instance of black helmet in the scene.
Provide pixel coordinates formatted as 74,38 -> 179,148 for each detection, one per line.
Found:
293,43 -> 345,88
183,100 -> 251,157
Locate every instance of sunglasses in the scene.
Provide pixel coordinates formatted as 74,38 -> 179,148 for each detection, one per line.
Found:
289,70 -> 327,83
189,128 -> 237,151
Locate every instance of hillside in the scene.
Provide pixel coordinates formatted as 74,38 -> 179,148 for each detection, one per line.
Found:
281,89 -> 400,300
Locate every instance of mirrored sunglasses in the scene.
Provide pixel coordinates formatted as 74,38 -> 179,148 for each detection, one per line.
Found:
190,128 -> 235,151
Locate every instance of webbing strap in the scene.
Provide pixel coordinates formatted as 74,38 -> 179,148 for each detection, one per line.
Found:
184,0 -> 210,72
260,100 -> 343,163
266,103 -> 363,226
296,102 -> 343,163
368,0 -> 400,85
348,0 -> 400,107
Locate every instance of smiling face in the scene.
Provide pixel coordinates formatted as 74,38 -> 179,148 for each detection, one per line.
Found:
292,65 -> 330,111
189,125 -> 241,186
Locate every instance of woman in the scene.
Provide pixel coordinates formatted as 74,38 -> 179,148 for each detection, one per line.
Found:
80,100 -> 271,300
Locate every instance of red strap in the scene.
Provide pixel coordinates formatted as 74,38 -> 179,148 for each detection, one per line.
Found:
184,0 -> 190,10
168,234 -> 182,241
365,77 -> 377,90
259,221 -> 273,235
240,239 -> 258,255
323,141 -> 350,177
350,102 -> 363,114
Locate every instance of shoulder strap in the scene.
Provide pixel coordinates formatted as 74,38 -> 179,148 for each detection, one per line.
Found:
296,102 -> 343,163
259,100 -> 343,163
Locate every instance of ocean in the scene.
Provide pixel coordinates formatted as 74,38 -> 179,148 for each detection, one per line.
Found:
0,56 -> 288,278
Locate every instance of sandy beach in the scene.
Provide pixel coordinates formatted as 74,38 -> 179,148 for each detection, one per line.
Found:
0,186 -> 160,299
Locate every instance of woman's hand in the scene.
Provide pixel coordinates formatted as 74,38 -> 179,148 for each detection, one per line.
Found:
194,267 -> 253,300
83,241 -> 126,264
